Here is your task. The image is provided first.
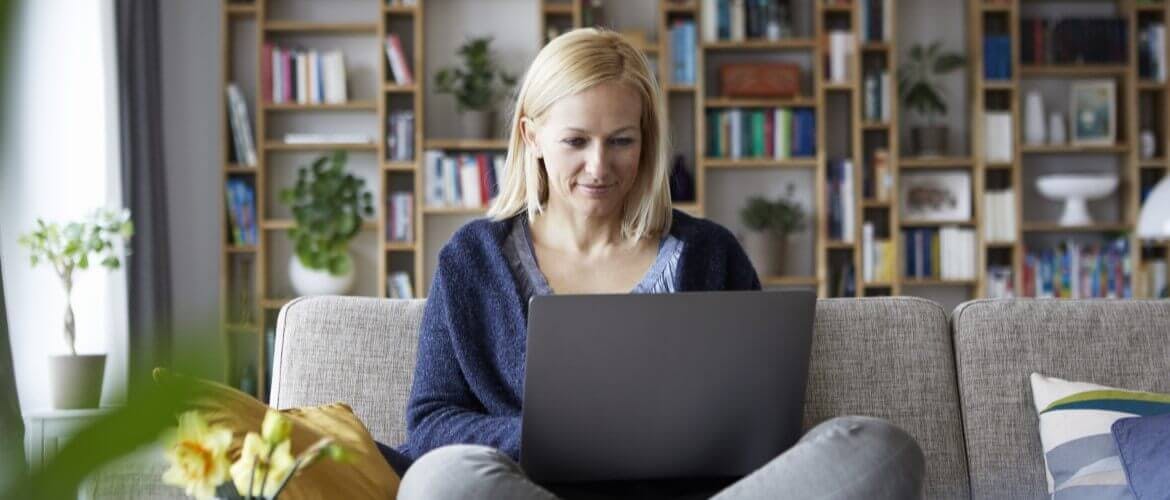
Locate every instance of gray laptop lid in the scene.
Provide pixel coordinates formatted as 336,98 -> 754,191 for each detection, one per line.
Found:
520,290 -> 816,483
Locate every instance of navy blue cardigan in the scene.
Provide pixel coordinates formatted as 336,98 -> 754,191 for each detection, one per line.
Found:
391,210 -> 761,471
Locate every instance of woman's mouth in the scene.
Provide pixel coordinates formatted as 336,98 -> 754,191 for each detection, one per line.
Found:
578,183 -> 615,197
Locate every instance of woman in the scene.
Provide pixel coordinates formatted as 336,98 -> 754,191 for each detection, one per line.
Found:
393,28 -> 924,499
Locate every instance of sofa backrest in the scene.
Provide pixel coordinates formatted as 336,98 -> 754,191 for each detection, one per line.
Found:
270,295 -> 969,497
806,298 -> 969,499
951,299 -> 1170,500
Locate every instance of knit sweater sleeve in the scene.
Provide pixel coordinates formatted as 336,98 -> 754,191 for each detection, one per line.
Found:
402,248 -> 521,460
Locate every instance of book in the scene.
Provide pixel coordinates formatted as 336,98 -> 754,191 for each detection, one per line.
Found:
984,112 -> 1012,163
225,83 -> 258,166
829,31 -> 854,83
385,34 -> 414,85
387,271 -> 415,299
321,50 -> 348,104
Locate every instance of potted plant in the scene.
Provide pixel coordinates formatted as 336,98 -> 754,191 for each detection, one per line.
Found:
279,150 -> 374,296
18,208 -> 134,409
434,36 -> 517,139
738,185 -> 806,277
899,41 -> 966,156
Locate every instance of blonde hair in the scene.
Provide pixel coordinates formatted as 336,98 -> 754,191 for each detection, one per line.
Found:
486,28 -> 673,242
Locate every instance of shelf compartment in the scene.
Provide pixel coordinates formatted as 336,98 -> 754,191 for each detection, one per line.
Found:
1020,144 -> 1129,154
668,84 -> 697,93
543,3 -> 574,15
1018,64 -> 1128,77
863,281 -> 894,288
861,199 -> 892,208
225,245 -> 258,254
225,164 -> 256,174
901,219 -> 975,227
263,21 -> 378,33
1022,222 -> 1130,232
825,240 -> 856,249
821,4 -> 852,13
822,81 -> 856,91
264,101 -> 377,111
901,278 -> 978,286
260,298 -> 292,310
225,3 -> 257,16
704,157 -> 817,169
384,4 -> 418,15
663,1 -> 698,13
861,42 -> 891,52
860,122 -> 891,130
424,139 -> 508,150
985,162 -> 1015,170
762,276 -> 819,286
1139,159 -> 1167,168
264,141 -> 377,151
1138,80 -> 1166,91
899,157 -> 974,168
383,84 -> 418,93
983,80 -> 1015,90
702,39 -> 817,51
704,97 -> 817,108
985,241 -> 1016,249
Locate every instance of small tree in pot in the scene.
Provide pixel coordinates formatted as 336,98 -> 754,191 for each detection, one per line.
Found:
279,150 -> 374,296
899,41 -> 966,156
738,185 -> 806,277
434,36 -> 517,139
19,208 -> 134,409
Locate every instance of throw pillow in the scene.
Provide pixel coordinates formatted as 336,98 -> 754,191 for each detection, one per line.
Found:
1030,373 -> 1170,499
154,368 -> 399,499
1112,412 -> 1170,500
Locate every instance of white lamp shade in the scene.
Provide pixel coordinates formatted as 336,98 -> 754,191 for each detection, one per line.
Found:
1137,176 -> 1170,240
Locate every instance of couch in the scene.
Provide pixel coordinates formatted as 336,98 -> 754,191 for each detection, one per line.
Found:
84,296 -> 1170,499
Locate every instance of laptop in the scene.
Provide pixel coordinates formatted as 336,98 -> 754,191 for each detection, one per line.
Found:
520,290 -> 816,484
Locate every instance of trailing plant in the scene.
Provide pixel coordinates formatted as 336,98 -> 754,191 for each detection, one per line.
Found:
434,37 -> 517,112
738,185 -> 806,237
278,150 -> 374,276
18,208 -> 134,356
898,41 -> 966,125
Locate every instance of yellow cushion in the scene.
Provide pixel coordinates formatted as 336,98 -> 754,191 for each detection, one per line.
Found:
154,369 -> 399,499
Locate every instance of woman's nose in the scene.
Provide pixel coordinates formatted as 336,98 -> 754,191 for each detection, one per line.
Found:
584,142 -> 608,177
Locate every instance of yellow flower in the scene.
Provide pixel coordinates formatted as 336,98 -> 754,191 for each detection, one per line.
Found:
161,411 -> 233,500
231,432 -> 297,498
261,409 -> 292,444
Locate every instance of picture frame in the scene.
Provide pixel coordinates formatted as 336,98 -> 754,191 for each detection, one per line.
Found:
899,171 -> 972,222
1070,80 -> 1116,146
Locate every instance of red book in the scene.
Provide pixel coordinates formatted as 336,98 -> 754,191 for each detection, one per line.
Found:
386,34 -> 415,85
476,154 -> 491,206
1033,20 -> 1043,64
261,43 -> 273,103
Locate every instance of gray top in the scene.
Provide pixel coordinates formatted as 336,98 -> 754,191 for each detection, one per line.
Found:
504,216 -> 684,298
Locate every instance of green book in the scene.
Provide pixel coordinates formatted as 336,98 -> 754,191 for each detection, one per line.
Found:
751,110 -> 765,157
775,108 -> 791,159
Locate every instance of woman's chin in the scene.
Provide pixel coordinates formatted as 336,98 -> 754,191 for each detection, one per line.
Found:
571,197 -> 622,218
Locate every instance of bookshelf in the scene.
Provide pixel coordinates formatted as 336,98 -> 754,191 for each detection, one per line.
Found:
219,0 -> 1170,396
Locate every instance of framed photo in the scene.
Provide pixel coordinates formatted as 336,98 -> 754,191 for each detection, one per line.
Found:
899,171 -> 972,221
1070,80 -> 1116,146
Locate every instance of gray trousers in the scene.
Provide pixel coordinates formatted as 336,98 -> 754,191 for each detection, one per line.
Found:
398,416 -> 925,500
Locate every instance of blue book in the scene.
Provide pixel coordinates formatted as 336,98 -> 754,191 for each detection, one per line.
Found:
684,21 -> 696,84
717,0 -> 730,40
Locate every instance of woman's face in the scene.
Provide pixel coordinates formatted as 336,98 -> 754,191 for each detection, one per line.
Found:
524,81 -> 643,219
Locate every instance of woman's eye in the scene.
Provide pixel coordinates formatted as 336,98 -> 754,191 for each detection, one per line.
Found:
609,137 -> 635,146
562,138 -> 587,148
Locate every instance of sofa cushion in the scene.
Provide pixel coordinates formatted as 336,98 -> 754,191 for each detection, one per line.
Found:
952,299 -> 1170,500
270,296 -> 426,448
805,297 -> 969,500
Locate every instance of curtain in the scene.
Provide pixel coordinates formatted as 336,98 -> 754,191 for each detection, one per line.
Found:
0,260 -> 27,487
116,0 -> 172,392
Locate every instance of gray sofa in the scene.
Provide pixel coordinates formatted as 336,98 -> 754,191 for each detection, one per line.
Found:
86,296 -> 1170,499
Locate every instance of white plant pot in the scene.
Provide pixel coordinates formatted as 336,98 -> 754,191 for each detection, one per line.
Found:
50,354 -> 106,409
1025,91 -> 1047,145
289,253 -> 355,296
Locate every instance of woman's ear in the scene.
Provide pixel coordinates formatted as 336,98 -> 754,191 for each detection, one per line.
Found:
520,117 -> 542,159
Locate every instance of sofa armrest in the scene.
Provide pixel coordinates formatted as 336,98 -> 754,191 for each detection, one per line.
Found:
80,444 -> 185,500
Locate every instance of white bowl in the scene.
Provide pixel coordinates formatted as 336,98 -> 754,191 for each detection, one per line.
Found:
1035,174 -> 1119,226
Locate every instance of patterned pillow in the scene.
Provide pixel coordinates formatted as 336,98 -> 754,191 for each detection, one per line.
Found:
1030,373 -> 1170,499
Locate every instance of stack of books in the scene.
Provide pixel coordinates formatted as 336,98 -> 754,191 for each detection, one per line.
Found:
226,83 -> 257,166
670,19 -> 697,85
982,189 -> 1017,243
827,159 -> 855,242
1020,17 -> 1128,65
384,34 -> 415,85
701,0 -> 799,42
386,191 -> 414,243
862,66 -> 890,122
262,44 -> 348,104
987,266 -> 1015,298
387,271 -> 415,299
423,151 -> 506,209
225,179 -> 258,246
386,110 -> 415,161
860,0 -> 890,42
1022,238 -> 1132,298
862,223 -> 894,283
903,226 -> 976,280
706,108 -> 816,159
1138,23 -> 1166,82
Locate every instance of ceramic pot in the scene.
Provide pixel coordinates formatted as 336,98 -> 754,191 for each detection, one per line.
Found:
289,253 -> 355,296
50,354 -> 106,409
1026,91 -> 1047,145
461,109 -> 495,139
742,231 -> 787,277
911,126 -> 949,156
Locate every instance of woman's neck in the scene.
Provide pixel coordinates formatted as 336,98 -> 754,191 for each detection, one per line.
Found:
531,202 -> 627,256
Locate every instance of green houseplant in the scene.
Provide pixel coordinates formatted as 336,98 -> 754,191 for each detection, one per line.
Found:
278,150 -> 374,296
738,185 -> 806,277
18,208 -> 134,409
898,41 -> 966,156
434,36 -> 517,139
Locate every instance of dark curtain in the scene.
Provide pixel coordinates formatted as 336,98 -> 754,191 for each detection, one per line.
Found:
0,260 -> 27,487
116,0 -> 172,392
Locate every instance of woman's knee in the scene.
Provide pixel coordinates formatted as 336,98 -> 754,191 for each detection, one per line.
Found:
398,444 -> 523,500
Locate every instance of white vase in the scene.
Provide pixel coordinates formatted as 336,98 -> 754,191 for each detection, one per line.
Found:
1025,91 -> 1046,145
289,253 -> 356,296
1048,113 -> 1067,145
